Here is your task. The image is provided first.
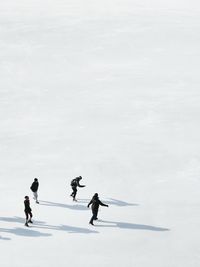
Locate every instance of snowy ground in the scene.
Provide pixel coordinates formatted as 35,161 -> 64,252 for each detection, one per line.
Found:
0,0 -> 200,266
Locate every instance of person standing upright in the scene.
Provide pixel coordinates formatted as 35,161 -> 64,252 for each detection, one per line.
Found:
30,178 -> 39,204
24,196 -> 33,227
70,176 -> 85,201
87,193 -> 108,225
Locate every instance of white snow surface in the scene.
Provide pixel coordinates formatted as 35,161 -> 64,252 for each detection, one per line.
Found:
0,0 -> 200,266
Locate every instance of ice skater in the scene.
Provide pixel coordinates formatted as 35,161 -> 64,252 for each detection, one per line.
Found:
70,176 -> 85,201
30,178 -> 39,203
87,193 -> 108,225
24,196 -> 33,227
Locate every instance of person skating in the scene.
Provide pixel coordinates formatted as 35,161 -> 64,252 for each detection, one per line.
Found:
30,178 -> 39,203
70,176 -> 85,201
87,193 -> 108,225
24,196 -> 33,227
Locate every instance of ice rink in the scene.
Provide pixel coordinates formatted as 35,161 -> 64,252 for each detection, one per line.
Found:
0,0 -> 200,266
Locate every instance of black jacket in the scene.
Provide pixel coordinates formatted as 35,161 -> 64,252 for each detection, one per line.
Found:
71,178 -> 85,188
24,199 -> 32,212
30,181 -> 39,192
88,196 -> 108,211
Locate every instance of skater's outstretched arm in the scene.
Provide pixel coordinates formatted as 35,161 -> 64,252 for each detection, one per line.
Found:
77,180 -> 85,188
76,176 -> 85,188
78,184 -> 85,188
99,200 -> 109,207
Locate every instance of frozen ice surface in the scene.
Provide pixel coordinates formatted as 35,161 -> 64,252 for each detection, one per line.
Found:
0,0 -> 200,266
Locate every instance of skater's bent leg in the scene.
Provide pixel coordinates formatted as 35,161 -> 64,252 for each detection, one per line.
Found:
25,211 -> 29,225
90,210 -> 97,225
25,211 -> 28,221
28,211 -> 33,223
93,210 -> 98,220
73,188 -> 77,200
34,192 -> 38,202
89,215 -> 95,224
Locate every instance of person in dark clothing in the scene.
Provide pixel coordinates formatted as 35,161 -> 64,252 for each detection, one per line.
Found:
87,193 -> 108,225
24,196 -> 33,227
70,176 -> 85,201
30,178 -> 39,203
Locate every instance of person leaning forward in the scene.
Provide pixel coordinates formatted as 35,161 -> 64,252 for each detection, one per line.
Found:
87,193 -> 108,225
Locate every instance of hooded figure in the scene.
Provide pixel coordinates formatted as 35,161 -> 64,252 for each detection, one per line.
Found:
24,196 -> 33,227
87,193 -> 108,225
70,176 -> 85,201
30,178 -> 39,203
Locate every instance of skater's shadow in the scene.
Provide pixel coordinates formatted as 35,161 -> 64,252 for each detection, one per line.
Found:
0,216 -> 25,223
0,217 -> 52,238
78,198 -> 138,207
40,201 -> 88,211
96,220 -> 169,232
0,216 -> 98,236
0,235 -> 11,241
0,227 -> 52,237
0,216 -> 51,240
58,225 -> 98,234
34,224 -> 98,234
72,198 -> 90,204
0,216 -> 45,224
0,216 -> 98,235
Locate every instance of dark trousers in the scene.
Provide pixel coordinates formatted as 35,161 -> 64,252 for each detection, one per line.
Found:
71,187 -> 77,199
89,209 -> 98,224
25,210 -> 32,222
